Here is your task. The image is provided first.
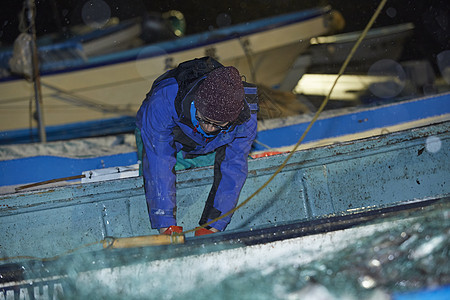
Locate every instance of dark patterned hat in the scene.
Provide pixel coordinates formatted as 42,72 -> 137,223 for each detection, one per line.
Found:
194,66 -> 244,122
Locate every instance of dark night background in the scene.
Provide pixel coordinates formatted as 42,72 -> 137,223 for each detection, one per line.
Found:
0,0 -> 448,67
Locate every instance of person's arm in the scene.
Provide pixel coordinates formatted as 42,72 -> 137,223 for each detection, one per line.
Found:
138,79 -> 179,228
200,113 -> 257,231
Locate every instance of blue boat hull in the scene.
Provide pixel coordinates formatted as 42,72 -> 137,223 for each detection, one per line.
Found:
0,120 -> 448,260
0,120 -> 449,298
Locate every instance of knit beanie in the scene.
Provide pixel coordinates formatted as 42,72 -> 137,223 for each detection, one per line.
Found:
194,66 -> 244,122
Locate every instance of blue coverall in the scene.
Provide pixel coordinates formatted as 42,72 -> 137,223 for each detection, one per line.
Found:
136,76 -> 257,231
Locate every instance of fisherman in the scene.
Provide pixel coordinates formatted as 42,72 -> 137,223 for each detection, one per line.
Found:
136,57 -> 258,236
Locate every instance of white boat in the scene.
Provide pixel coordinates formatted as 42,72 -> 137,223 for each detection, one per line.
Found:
0,7 -> 336,132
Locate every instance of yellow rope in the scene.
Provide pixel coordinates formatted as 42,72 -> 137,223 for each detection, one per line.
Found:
183,0 -> 388,235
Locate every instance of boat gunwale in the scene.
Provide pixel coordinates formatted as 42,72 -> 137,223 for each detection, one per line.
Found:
0,194 -> 447,280
1,120 -> 448,215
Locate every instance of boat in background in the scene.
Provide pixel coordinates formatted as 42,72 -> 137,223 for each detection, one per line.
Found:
1,91 -> 448,190
0,6 -> 337,132
279,23 -> 415,92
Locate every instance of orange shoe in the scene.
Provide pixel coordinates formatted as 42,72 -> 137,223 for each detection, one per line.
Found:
161,226 -> 183,235
194,227 -> 216,236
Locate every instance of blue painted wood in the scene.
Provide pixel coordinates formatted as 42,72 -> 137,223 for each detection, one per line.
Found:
1,93 -> 448,187
0,116 -> 136,145
393,285 -> 450,300
0,121 -> 448,261
1,92 -> 448,146
0,152 -> 137,186
254,93 -> 450,151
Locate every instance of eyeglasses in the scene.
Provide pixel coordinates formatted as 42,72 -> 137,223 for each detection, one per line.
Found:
195,112 -> 230,131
